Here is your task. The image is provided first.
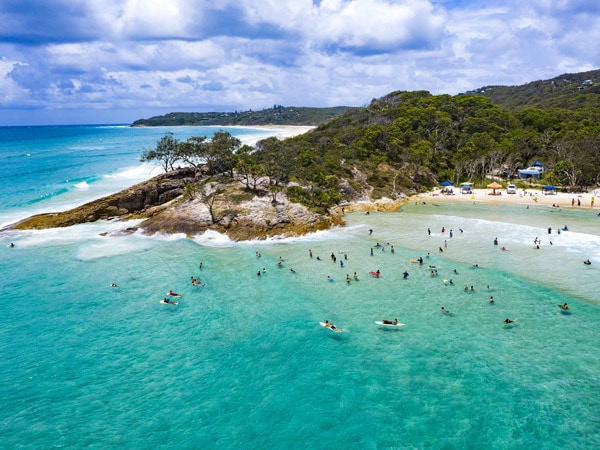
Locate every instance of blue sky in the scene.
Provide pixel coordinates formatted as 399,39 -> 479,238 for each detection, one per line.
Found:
1,0 -> 599,125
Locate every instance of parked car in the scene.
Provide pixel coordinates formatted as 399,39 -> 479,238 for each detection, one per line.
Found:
506,184 -> 517,194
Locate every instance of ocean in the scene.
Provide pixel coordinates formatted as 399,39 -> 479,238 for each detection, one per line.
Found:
1,125 -> 599,449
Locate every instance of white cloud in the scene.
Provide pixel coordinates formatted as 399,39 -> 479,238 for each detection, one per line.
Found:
0,0 -> 599,124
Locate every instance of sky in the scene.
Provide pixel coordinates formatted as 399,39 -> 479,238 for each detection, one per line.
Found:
0,0 -> 599,125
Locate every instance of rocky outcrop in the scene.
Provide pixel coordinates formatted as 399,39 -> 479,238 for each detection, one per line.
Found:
7,168 -> 406,241
9,168 -> 197,230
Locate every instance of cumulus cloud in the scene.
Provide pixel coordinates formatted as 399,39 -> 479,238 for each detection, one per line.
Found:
0,0 -> 598,124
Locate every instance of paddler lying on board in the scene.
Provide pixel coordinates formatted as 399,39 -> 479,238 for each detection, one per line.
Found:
324,320 -> 343,332
382,318 -> 398,325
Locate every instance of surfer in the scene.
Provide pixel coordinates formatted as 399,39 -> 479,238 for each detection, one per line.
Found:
324,320 -> 337,330
110,282 -> 120,288
583,259 -> 591,265
503,318 -> 515,324
168,290 -> 181,297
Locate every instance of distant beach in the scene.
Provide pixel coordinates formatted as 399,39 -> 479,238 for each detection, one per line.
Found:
225,125 -> 316,145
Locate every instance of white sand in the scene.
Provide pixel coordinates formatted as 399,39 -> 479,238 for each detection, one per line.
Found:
414,187 -> 598,210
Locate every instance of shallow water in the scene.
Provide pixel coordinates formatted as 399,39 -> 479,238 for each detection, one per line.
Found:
1,126 -> 599,448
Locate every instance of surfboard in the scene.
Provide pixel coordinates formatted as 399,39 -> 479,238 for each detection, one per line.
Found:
160,299 -> 178,305
319,321 -> 344,332
409,259 -> 418,263
375,321 -> 405,327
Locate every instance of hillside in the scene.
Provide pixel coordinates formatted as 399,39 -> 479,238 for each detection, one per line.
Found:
465,69 -> 600,112
131,106 -> 352,127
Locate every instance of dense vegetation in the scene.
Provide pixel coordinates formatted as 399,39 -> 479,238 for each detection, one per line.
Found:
131,106 -> 352,127
141,70 -> 600,211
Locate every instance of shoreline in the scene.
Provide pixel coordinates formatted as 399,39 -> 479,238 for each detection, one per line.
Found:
413,187 -> 598,210
226,125 -> 316,145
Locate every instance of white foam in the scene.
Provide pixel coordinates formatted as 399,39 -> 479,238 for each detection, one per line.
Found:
191,229 -> 234,248
74,181 -> 90,190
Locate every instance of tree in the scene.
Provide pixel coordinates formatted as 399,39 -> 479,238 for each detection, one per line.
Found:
205,131 -> 241,177
235,145 -> 266,191
176,136 -> 209,173
140,132 -> 181,172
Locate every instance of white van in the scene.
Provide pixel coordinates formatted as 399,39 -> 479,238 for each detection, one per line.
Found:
506,184 -> 517,194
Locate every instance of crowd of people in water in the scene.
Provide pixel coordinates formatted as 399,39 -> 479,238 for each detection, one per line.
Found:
106,208 -> 589,321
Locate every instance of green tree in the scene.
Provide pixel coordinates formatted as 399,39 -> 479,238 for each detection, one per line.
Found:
176,136 -> 209,173
140,132 -> 181,172
205,131 -> 241,177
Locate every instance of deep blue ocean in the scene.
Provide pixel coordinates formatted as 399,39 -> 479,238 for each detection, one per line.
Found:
1,125 -> 599,449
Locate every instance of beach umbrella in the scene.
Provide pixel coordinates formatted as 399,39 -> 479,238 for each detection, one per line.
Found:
487,181 -> 503,195
440,181 -> 453,187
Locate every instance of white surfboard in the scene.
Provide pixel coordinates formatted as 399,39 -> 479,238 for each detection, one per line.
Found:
319,321 -> 344,332
375,321 -> 405,327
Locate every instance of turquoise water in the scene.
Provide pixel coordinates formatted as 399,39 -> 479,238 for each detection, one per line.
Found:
1,126 -> 600,448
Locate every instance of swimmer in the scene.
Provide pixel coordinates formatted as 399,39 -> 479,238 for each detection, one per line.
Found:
448,279 -> 454,285
489,296 -> 494,303
560,303 -> 569,310
503,318 -> 515,324
501,246 -> 508,251
441,307 -> 453,315
290,268 -> 296,274
257,271 -> 261,276
346,274 -> 351,283
403,271 -> 409,279
353,272 -> 358,281
110,282 -> 120,288
583,259 -> 591,265
382,318 -> 398,325
9,242 -> 15,248
493,237 -> 498,245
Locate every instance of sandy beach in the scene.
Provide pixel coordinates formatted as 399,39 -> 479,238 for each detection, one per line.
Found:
414,186 -> 599,210
226,125 -> 316,143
